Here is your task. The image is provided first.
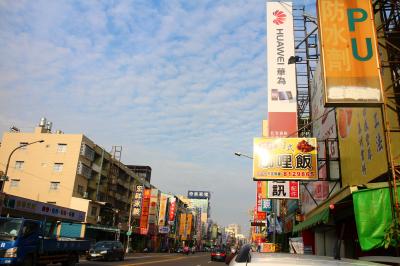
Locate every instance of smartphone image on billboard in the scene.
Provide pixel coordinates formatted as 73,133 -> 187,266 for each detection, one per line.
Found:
271,89 -> 279,101
278,91 -> 288,100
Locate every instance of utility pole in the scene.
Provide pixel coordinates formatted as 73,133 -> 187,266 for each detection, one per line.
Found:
126,189 -> 134,253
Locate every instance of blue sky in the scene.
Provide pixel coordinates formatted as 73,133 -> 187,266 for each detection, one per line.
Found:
0,0 -> 314,234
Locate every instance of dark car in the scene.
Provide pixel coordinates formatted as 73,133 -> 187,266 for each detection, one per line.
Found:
210,248 -> 226,262
87,241 -> 124,261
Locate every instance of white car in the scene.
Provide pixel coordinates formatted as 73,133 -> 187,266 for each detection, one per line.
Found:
228,245 -> 387,266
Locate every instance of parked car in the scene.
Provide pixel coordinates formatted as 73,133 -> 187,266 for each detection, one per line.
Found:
228,244 -> 386,266
87,241 -> 124,261
211,248 -> 227,262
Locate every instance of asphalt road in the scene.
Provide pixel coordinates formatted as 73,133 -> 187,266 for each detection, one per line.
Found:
77,252 -> 228,266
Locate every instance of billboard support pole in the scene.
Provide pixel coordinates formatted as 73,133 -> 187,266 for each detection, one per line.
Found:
272,199 -> 276,244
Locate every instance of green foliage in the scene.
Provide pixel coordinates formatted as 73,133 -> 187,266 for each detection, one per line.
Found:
384,219 -> 400,249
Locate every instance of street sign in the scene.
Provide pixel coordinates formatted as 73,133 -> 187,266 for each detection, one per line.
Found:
268,181 -> 299,199
261,199 -> 272,212
126,231 -> 132,236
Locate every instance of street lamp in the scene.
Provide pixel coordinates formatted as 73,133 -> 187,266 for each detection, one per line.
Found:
234,152 -> 253,160
1,140 -> 44,192
234,151 -> 278,245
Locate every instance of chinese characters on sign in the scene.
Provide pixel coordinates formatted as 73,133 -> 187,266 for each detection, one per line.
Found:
3,194 -> 85,222
337,108 -> 387,186
253,138 -> 318,180
268,181 -> 299,199
132,185 -> 143,217
267,1 -> 298,137
139,188 -> 151,235
317,0 -> 383,105
187,190 -> 210,199
168,197 -> 176,222
262,199 -> 272,212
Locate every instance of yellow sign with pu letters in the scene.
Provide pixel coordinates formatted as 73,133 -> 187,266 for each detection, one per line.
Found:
317,0 -> 383,106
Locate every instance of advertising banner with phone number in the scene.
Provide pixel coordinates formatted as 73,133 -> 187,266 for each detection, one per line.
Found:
253,137 -> 318,180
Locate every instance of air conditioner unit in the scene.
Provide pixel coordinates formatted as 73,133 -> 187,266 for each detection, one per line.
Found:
83,192 -> 88,198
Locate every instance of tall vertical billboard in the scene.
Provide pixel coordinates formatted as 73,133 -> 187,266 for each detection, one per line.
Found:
158,193 -> 168,227
317,0 -> 383,106
264,1 -> 299,200
267,1 -> 298,137
139,188 -> 151,235
148,189 -> 159,224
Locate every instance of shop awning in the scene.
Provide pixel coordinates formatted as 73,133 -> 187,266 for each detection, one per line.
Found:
292,185 -> 357,233
292,208 -> 330,233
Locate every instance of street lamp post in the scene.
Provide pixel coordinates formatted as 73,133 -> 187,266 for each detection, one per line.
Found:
234,152 -> 253,160
1,140 -> 44,192
234,152 -> 275,246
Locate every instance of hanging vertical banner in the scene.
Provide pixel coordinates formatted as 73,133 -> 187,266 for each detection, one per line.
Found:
168,197 -> 177,222
158,193 -> 168,227
179,213 -> 187,240
317,0 -> 383,106
148,189 -> 159,224
132,185 -> 144,218
256,181 -> 267,220
139,188 -> 151,235
186,214 -> 193,237
266,1 -> 299,198
196,209 -> 202,241
267,1 -> 298,136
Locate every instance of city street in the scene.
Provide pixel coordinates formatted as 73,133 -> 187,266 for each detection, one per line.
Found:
78,253 -> 225,266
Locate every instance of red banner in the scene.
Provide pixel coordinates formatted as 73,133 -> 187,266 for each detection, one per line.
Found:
168,198 -> 176,222
139,188 -> 151,234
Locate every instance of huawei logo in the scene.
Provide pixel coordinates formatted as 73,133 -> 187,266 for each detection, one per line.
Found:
272,10 -> 286,25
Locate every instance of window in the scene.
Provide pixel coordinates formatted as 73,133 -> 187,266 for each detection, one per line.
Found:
15,161 -> 24,170
10,179 -> 20,188
19,142 -> 28,150
77,161 -> 91,179
22,221 -> 39,238
53,163 -> 63,172
77,185 -> 84,196
90,206 -> 97,217
50,182 -> 60,190
47,201 -> 56,204
57,144 -> 67,153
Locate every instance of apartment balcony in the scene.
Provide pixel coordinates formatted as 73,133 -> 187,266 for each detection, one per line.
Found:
77,161 -> 92,179
92,163 -> 101,173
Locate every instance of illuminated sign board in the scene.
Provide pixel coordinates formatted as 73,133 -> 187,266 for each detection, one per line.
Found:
253,138 -> 318,181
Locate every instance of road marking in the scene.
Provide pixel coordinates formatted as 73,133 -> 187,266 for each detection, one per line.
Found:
123,255 -> 204,265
